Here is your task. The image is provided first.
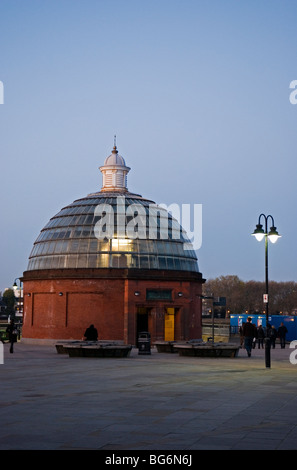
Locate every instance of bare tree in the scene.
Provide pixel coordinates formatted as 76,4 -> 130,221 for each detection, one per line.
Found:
203,276 -> 297,316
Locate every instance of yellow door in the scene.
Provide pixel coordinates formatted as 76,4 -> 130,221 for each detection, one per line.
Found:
164,308 -> 175,341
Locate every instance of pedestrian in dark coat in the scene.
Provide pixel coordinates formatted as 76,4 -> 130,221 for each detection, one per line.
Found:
257,325 -> 265,349
242,318 -> 257,357
6,319 -> 18,353
269,325 -> 278,348
278,322 -> 288,348
83,324 -> 98,341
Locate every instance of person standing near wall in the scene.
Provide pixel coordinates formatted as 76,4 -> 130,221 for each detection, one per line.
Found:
257,324 -> 265,349
243,317 -> 257,357
278,322 -> 288,349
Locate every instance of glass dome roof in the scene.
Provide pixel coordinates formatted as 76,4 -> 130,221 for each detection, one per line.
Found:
27,191 -> 199,273
26,144 -> 199,273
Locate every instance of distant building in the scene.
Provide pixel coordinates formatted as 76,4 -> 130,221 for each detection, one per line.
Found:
22,143 -> 205,343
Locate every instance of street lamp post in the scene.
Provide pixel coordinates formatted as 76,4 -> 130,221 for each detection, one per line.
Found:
252,214 -> 281,368
13,278 -> 23,318
199,295 -> 214,344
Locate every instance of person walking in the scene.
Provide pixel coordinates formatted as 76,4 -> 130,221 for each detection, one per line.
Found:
83,324 -> 98,341
257,324 -> 265,349
6,319 -> 18,353
270,325 -> 278,348
243,317 -> 257,357
278,322 -> 288,348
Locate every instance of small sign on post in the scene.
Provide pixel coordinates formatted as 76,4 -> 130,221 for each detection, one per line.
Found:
263,294 -> 268,303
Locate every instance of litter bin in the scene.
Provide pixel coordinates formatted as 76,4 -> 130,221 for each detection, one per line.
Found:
138,331 -> 151,355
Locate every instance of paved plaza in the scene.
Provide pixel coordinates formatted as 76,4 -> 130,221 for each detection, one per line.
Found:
1,340 -> 297,450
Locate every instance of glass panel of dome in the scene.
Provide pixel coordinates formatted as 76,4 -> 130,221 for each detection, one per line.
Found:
40,256 -> 50,268
44,219 -> 55,229
30,245 -> 38,257
32,258 -> 40,269
173,258 -> 181,270
66,255 -> 78,268
58,255 -> 67,268
139,255 -> 149,269
51,230 -> 61,240
65,207 -> 77,215
46,242 -> 55,254
36,243 -> 45,255
163,242 -> 174,255
88,255 -> 97,268
59,229 -> 71,239
118,254 -> 129,268
131,254 -> 139,268
98,240 -> 110,252
145,240 -> 155,253
178,259 -> 185,270
74,226 -> 83,237
77,255 -> 88,268
54,240 -> 68,253
69,240 -> 79,252
158,257 -> 167,269
79,239 -> 89,253
50,230 -> 59,240
97,253 -> 109,268
167,257 -> 174,269
42,243 -> 52,254
30,258 -> 38,269
111,254 -> 121,268
39,230 -> 48,241
41,258 -> 49,269
84,205 -> 94,214
35,232 -> 44,242
171,228 -> 181,240
89,239 -> 99,252
27,259 -> 34,270
82,227 -> 92,237
111,238 -> 132,251
50,217 -> 65,227
46,230 -> 55,240
55,256 -> 64,269
148,255 -> 158,269
138,240 -> 148,253
75,215 -> 87,225
85,214 -> 95,224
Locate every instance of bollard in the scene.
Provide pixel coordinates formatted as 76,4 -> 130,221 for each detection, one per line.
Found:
265,337 -> 271,368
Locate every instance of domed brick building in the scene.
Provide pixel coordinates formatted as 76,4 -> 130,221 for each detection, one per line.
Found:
22,143 -> 205,344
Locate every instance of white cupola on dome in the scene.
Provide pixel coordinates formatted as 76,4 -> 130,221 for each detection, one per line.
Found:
99,139 -> 130,192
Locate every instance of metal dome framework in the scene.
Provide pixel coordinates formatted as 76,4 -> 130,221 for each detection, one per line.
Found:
27,192 -> 199,273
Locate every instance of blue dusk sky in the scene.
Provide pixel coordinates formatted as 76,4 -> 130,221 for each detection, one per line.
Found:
0,0 -> 297,292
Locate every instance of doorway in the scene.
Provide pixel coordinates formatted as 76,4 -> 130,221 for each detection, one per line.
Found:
136,307 -> 149,343
164,307 -> 175,341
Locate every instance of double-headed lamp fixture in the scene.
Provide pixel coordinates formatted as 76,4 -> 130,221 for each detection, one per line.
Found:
251,217 -> 281,244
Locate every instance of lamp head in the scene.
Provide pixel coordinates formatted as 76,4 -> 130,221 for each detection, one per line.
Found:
251,224 -> 265,242
268,226 -> 281,244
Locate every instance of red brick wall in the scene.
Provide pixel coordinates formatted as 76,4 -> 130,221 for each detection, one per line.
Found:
22,274 -> 203,343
